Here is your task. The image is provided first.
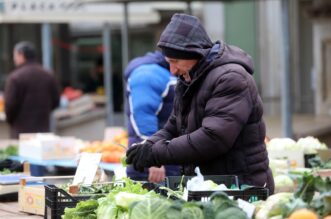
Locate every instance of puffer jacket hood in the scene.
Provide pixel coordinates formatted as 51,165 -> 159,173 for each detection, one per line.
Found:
158,13 -> 254,76
157,13 -> 213,58
124,51 -> 169,81
209,42 -> 254,75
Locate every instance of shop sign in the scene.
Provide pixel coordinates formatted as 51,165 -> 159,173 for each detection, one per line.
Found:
3,0 -> 84,15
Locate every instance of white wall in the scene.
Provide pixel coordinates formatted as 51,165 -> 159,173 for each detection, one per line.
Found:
202,2 -> 225,42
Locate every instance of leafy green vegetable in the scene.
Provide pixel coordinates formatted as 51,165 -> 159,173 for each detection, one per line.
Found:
115,192 -> 146,209
159,186 -> 184,200
308,156 -> 324,168
310,191 -> 331,217
294,172 -> 315,203
5,145 -> 18,156
165,201 -> 183,219
129,198 -> 171,219
196,201 -> 215,219
280,198 -> 308,218
0,168 -> 14,175
120,156 -> 127,167
0,145 -> 18,160
210,191 -> 238,212
62,199 -> 98,219
255,193 -> 293,219
215,207 -> 248,219
97,199 -> 118,219
181,204 -> 204,219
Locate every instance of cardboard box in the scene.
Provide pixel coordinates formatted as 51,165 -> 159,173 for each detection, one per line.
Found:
268,150 -> 305,168
19,184 -> 45,215
18,176 -> 74,216
19,133 -> 78,160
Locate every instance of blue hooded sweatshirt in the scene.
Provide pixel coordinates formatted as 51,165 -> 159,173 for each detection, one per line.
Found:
124,51 -> 180,180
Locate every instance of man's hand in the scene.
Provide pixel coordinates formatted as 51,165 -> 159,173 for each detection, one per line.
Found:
148,166 -> 165,183
126,140 -> 158,172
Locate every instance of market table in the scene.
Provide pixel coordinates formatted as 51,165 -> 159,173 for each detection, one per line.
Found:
0,202 -> 42,218
9,156 -> 122,172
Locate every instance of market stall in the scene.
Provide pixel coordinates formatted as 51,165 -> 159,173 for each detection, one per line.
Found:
1,134 -> 331,219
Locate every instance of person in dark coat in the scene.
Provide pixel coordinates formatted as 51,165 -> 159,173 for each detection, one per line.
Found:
126,14 -> 274,193
124,51 -> 180,182
5,41 -> 60,139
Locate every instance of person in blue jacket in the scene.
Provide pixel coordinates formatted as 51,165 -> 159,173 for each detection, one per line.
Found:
124,51 -> 180,183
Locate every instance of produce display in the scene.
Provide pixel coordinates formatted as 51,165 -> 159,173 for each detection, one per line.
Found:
60,135 -> 331,219
3,131 -> 330,219
255,172 -> 331,219
62,178 -> 249,219
0,144 -> 18,160
60,182 -> 119,195
0,145 -> 21,174
0,94 -> 4,113
267,136 -> 327,155
266,136 -> 331,193
62,87 -> 83,101
80,131 -> 128,163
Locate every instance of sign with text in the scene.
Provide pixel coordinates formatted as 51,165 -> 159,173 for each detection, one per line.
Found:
4,0 -> 84,15
73,153 -> 102,185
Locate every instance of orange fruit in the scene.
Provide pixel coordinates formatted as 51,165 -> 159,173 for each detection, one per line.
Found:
288,209 -> 318,219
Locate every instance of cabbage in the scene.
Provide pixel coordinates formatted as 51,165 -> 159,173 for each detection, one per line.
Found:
267,138 -> 298,151
182,205 -> 204,219
129,198 -> 171,219
274,175 -> 294,188
296,136 -> 327,154
255,193 -> 293,219
97,200 -> 117,219
115,192 -> 146,209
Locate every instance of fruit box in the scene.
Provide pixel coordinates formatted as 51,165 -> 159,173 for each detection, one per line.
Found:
18,176 -> 74,216
19,133 -> 78,160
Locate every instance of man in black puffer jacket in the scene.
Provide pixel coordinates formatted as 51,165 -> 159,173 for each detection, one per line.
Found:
126,13 -> 274,194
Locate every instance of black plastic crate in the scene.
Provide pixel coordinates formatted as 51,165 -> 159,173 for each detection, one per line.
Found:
44,185 -> 91,219
304,154 -> 317,168
0,159 -> 23,172
188,187 -> 269,202
166,175 -> 239,190
44,181 -> 128,219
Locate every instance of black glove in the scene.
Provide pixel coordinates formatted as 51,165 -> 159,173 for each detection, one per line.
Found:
126,140 -> 158,172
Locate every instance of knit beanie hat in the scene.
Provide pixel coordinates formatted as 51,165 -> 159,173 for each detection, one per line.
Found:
160,46 -> 203,60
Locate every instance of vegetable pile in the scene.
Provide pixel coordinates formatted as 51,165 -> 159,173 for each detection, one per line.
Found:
266,136 -> 327,155
62,178 -> 251,219
0,145 -> 18,160
80,131 -> 128,163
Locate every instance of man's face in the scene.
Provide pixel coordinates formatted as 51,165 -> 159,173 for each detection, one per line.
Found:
13,50 -> 25,67
165,57 -> 198,82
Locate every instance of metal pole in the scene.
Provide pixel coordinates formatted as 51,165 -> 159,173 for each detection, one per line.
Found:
41,23 -> 52,70
42,23 -> 56,133
122,2 -> 129,127
103,22 -> 114,126
281,0 -> 293,138
186,1 -> 192,15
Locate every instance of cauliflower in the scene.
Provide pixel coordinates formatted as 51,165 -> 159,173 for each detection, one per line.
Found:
296,136 -> 328,154
267,138 -> 298,151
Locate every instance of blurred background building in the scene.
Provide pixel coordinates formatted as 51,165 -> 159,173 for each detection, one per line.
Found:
0,0 -> 330,142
